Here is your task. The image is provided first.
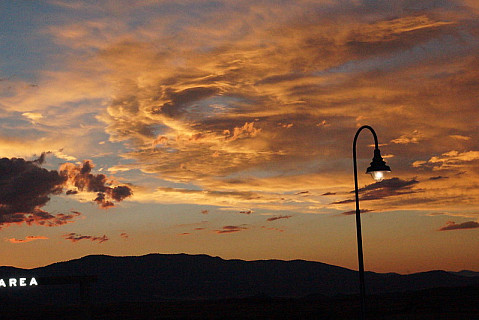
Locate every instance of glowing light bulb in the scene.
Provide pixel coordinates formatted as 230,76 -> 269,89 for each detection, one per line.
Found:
370,171 -> 386,182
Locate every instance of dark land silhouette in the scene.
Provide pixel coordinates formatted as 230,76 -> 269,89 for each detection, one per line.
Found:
0,253 -> 478,319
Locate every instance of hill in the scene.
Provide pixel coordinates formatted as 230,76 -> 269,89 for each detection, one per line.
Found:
0,253 -> 477,305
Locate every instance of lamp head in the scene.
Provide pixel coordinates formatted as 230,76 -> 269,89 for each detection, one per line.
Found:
366,148 -> 391,182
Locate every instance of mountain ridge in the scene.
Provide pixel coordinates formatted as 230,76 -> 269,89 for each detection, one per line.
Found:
5,253 -> 478,275
0,253 -> 477,305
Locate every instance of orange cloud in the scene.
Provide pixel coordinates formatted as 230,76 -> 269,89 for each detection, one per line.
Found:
60,160 -> 133,208
4,0 -> 479,218
415,150 -> 479,171
6,236 -> 48,244
390,130 -> 425,144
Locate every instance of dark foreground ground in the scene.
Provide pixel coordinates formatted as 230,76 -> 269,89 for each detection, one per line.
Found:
4,285 -> 479,320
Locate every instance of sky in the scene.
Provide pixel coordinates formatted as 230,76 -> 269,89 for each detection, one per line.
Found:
0,0 -> 478,274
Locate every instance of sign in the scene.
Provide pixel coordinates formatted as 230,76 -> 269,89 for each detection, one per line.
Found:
0,277 -> 38,288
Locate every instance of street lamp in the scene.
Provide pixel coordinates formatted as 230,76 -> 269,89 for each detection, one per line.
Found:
353,125 -> 391,320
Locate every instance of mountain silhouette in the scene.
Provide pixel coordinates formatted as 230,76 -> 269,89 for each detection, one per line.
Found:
0,253 -> 477,306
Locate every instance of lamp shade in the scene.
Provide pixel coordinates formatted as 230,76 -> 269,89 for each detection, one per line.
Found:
366,148 -> 391,182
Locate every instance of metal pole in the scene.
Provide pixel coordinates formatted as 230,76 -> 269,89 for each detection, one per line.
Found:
353,125 -> 378,320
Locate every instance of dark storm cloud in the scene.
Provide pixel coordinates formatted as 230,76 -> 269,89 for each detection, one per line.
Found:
0,155 -> 70,227
438,221 -> 479,231
0,155 -> 132,228
60,160 -> 132,208
63,232 -> 109,243
111,185 -> 133,201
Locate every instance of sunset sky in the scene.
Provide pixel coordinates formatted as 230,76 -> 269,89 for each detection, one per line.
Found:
1,0 -> 479,274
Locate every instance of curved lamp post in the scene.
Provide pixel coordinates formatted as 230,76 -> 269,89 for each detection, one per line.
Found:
353,125 -> 391,320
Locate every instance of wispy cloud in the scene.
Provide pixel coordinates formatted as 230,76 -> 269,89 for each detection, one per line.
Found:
63,232 -> 109,243
341,209 -> 373,216
332,178 -> 419,205
390,130 -> 424,144
261,226 -> 284,232
6,236 -> 48,244
438,221 -> 479,231
357,178 -> 419,201
414,150 -> 479,171
214,225 -> 248,234
266,215 -> 293,222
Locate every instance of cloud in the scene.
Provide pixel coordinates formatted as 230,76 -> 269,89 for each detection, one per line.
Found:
341,209 -> 373,216
214,225 -> 248,234
0,136 -> 78,160
429,176 -> 448,180
63,232 -> 109,243
85,2 -> 472,201
331,199 -> 355,205
390,130 -> 424,144
266,215 -> 292,222
0,154 -> 132,228
6,236 -> 48,244
5,0 -> 479,218
22,112 -> 43,124
135,187 -> 274,207
295,191 -> 310,195
60,160 -> 133,208
261,226 -> 284,232
438,221 -> 479,231
356,178 -> 419,201
0,155 -> 70,228
332,178 -> 419,205
426,212 -> 478,218
449,135 -> 471,141
414,150 -> 479,171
